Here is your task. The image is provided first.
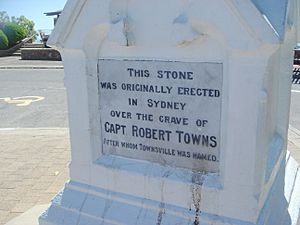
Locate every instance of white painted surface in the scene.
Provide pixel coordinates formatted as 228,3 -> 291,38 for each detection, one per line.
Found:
41,0 -> 300,224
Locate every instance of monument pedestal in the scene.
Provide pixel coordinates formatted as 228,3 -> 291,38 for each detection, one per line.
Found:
40,0 -> 300,224
40,153 -> 300,225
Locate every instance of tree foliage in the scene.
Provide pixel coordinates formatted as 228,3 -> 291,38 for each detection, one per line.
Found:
3,22 -> 27,47
12,15 -> 38,39
0,11 -> 38,41
0,30 -> 9,50
0,11 -> 9,22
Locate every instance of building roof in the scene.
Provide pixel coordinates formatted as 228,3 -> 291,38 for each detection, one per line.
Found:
44,10 -> 63,17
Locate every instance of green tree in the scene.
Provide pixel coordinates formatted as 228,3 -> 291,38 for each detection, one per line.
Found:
0,11 -> 9,29
0,11 -> 38,40
0,30 -> 9,49
3,22 -> 27,47
0,11 -> 9,22
14,15 -> 38,40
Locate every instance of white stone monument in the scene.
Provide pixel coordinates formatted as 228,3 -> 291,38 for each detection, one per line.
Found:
40,0 -> 300,224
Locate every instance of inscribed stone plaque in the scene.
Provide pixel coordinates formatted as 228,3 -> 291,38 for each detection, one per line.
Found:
98,59 -> 222,173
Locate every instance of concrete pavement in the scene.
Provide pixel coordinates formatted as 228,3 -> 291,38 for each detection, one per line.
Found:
0,56 -> 63,69
0,128 -> 70,225
288,125 -> 300,163
0,56 -> 67,224
0,69 -> 68,128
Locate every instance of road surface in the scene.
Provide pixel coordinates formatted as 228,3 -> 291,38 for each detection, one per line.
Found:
0,69 -> 68,128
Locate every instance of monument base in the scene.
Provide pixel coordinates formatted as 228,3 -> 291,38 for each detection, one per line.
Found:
39,152 -> 300,225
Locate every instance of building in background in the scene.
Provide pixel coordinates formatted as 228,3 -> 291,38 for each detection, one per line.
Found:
44,10 -> 62,26
40,10 -> 62,47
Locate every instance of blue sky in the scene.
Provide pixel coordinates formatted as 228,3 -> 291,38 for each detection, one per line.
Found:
0,0 -> 67,30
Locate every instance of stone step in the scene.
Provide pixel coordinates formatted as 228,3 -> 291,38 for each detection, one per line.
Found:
21,48 -> 61,61
12,50 -> 21,56
12,53 -> 21,57
22,43 -> 45,48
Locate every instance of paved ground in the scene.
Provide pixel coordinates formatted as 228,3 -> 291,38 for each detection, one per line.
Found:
288,126 -> 300,163
0,128 -> 70,225
0,56 -> 63,69
0,56 -> 299,224
0,69 -> 68,128
0,56 -> 69,225
291,84 -> 300,131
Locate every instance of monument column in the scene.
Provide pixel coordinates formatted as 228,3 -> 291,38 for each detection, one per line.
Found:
40,0 -> 300,224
